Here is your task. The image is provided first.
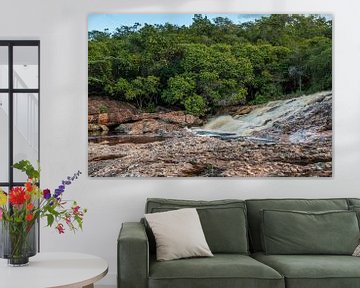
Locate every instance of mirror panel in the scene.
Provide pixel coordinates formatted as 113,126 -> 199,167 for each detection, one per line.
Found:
13,93 -> 39,182
13,46 -> 39,89
0,93 -> 9,182
0,47 -> 8,89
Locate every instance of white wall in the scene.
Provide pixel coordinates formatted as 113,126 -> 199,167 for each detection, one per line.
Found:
1,0 -> 360,286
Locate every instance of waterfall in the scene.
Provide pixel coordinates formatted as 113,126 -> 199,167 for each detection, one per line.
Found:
191,91 -> 332,144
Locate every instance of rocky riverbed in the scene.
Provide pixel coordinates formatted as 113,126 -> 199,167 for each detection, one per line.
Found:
88,91 -> 332,177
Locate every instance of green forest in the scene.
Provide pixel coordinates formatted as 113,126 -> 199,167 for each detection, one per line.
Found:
88,14 -> 332,116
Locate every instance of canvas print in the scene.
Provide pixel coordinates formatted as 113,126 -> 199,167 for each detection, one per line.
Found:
88,14 -> 332,177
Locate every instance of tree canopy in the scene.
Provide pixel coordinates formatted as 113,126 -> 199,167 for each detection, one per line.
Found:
88,14 -> 332,116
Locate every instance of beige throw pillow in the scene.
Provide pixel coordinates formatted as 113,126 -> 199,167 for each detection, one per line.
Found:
353,244 -> 360,256
145,208 -> 213,261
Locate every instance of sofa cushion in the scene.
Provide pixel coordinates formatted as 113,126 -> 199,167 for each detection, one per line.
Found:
252,252 -> 360,288
346,199 -> 360,229
146,198 -> 248,254
149,254 -> 284,288
347,198 -> 360,207
349,205 -> 360,228
145,208 -> 213,261
246,198 -> 349,252
261,209 -> 359,255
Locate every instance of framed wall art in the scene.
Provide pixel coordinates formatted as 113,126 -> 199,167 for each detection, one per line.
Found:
88,13 -> 332,177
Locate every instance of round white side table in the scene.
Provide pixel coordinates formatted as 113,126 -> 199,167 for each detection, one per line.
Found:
0,252 -> 108,288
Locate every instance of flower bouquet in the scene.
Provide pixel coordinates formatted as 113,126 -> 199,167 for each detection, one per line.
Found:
0,160 -> 87,266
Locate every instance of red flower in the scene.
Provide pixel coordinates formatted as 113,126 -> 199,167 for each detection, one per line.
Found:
25,182 -> 33,192
65,214 -> 71,225
24,193 -> 31,200
26,203 -> 34,210
9,187 -> 26,205
72,205 -> 80,215
56,223 -> 65,234
26,214 -> 33,221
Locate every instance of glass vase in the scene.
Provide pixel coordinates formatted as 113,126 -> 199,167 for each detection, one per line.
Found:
0,220 -> 37,266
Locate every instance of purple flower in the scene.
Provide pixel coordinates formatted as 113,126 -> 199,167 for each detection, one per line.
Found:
54,189 -> 63,199
53,171 -> 81,199
43,189 -> 51,200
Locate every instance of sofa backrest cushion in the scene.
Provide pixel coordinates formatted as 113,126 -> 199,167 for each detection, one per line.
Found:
348,198 -> 360,207
246,198 -> 349,252
347,199 -> 360,228
261,209 -> 359,255
145,198 -> 249,254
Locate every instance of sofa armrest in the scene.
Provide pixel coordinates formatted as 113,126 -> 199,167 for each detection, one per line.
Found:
118,222 -> 149,288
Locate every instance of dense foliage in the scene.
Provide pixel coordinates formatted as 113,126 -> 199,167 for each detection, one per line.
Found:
88,14 -> 332,116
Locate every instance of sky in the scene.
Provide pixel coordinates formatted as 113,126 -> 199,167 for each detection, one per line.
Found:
88,14 -> 268,32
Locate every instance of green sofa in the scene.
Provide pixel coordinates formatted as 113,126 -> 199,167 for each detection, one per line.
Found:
118,198 -> 360,288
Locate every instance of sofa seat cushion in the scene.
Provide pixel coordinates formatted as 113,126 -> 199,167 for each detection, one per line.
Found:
252,252 -> 360,288
149,254 -> 284,288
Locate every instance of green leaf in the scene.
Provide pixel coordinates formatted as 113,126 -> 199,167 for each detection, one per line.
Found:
13,160 -> 40,180
46,205 -> 60,217
47,214 -> 54,227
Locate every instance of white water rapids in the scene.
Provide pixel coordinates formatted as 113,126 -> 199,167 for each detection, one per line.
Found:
191,91 -> 332,144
